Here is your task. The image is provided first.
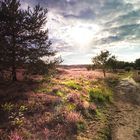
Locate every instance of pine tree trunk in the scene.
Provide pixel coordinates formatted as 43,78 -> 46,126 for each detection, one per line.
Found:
12,65 -> 17,81
103,69 -> 106,77
12,34 -> 17,81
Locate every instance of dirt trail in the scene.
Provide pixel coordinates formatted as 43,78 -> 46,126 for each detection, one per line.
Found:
111,78 -> 140,140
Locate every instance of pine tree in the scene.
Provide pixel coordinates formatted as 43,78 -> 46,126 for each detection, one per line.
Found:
0,0 -> 55,81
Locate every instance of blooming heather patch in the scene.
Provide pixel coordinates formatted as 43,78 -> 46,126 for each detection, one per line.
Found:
43,128 -> 50,140
89,103 -> 97,111
66,93 -> 81,103
8,131 -> 23,140
65,111 -> 82,124
58,68 -> 105,80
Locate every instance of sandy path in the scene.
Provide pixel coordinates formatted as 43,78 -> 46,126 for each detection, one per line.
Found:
111,78 -> 140,140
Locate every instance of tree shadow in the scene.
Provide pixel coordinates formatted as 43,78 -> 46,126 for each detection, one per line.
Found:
0,79 -> 40,103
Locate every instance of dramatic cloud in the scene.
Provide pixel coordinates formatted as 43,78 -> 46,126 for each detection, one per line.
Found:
22,0 -> 140,64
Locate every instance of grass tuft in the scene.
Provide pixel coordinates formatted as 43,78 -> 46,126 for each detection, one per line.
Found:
89,86 -> 113,103
34,86 -> 51,94
62,80 -> 82,90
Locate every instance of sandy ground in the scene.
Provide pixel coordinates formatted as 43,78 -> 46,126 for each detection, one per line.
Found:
111,78 -> 140,140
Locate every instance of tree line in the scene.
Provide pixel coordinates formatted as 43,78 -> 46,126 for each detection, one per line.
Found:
91,50 -> 140,77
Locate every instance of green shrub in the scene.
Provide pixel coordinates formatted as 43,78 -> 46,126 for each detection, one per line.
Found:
95,109 -> 102,118
1,103 -> 14,112
89,87 -> 113,103
62,80 -> 82,90
9,105 -> 27,127
66,103 -> 76,111
19,105 -> 28,112
55,91 -> 64,97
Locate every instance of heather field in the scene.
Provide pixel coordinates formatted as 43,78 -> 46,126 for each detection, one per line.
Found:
0,68 -> 114,140
0,67 -> 140,140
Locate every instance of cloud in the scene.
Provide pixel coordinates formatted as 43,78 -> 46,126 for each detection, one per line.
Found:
22,0 -> 140,64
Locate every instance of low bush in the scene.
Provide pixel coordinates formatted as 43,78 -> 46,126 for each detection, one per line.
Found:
89,86 -> 113,103
62,80 -> 82,90
55,91 -> 64,97
65,103 -> 76,111
1,102 -> 14,112
9,105 -> 27,127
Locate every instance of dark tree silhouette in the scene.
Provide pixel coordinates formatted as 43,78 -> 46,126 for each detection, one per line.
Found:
135,58 -> 140,70
0,0 -> 55,81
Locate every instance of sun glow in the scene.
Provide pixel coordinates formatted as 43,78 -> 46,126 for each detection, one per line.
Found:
68,24 -> 100,47
71,28 -> 93,45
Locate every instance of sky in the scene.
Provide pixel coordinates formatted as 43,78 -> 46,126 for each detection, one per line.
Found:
22,0 -> 140,64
